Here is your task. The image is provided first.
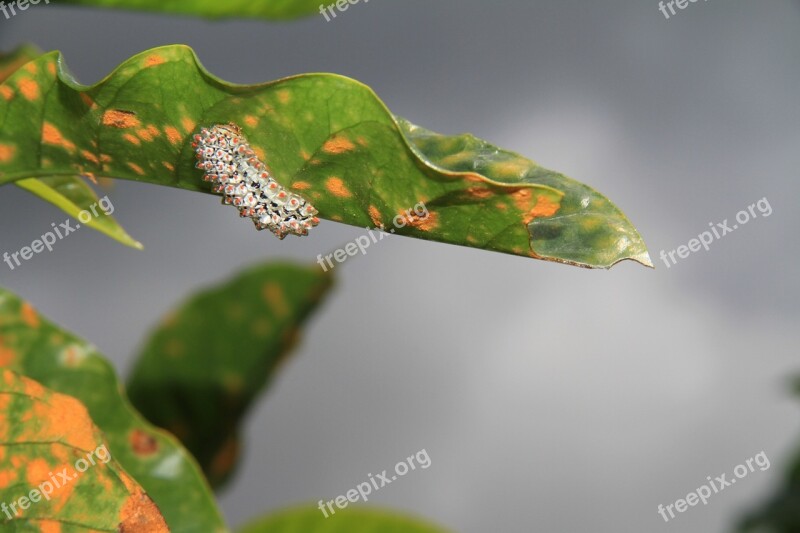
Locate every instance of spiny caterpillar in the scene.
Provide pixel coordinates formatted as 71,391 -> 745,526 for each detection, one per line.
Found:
192,124 -> 320,239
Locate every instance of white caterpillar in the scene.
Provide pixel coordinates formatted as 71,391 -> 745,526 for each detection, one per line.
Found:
193,124 -> 320,239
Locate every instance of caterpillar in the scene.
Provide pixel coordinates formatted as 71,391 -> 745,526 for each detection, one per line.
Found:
192,124 -> 320,239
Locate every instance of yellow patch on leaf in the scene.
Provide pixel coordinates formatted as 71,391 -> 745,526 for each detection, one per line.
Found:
263,283 -> 289,318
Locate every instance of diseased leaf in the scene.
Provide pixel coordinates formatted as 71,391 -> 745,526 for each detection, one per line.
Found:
0,46 -> 141,249
49,0 -> 322,20
0,45 -> 651,269
127,262 -> 333,488
0,288 -> 228,532
237,506 -> 451,533
0,369 -> 169,531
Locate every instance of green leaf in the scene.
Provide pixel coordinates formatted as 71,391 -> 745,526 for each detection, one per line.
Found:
0,45 -> 651,269
738,385 -> 800,532
0,46 -> 141,249
0,288 -> 229,532
49,0 -> 323,20
237,506 -> 451,533
0,369 -> 169,531
126,262 -> 334,488
15,176 -> 143,249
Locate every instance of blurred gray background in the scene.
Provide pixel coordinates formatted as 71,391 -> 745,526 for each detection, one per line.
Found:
1,1 -> 798,532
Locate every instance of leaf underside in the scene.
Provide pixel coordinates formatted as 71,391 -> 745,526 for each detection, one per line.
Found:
0,45 -> 651,269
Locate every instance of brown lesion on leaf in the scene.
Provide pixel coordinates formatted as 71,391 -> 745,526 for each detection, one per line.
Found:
103,109 -> 140,129
325,177 -> 352,198
209,435 -> 240,482
79,93 -> 95,108
465,186 -> 495,200
368,205 -> 382,227
263,283 -> 290,319
322,136 -> 356,155
129,429 -> 159,456
522,194 -> 560,224
118,475 -> 170,532
399,211 -> 439,232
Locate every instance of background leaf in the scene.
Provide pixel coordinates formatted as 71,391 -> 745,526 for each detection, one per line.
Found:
738,381 -> 800,532
49,0 -> 323,20
0,369 -> 169,531
0,45 -> 650,269
0,288 -> 228,532
126,262 -> 333,488
0,46 -> 141,249
237,506 -> 451,533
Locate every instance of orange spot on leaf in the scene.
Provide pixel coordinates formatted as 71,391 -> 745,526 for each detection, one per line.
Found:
291,181 -> 311,191
325,177 -> 352,198
0,143 -> 15,162
164,126 -> 182,146
127,162 -> 146,175
322,136 -> 356,155
522,194 -> 560,224
103,110 -> 140,129
18,78 -> 40,101
368,205 -> 382,227
42,123 -> 75,152
21,302 -> 39,327
144,54 -> 166,67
